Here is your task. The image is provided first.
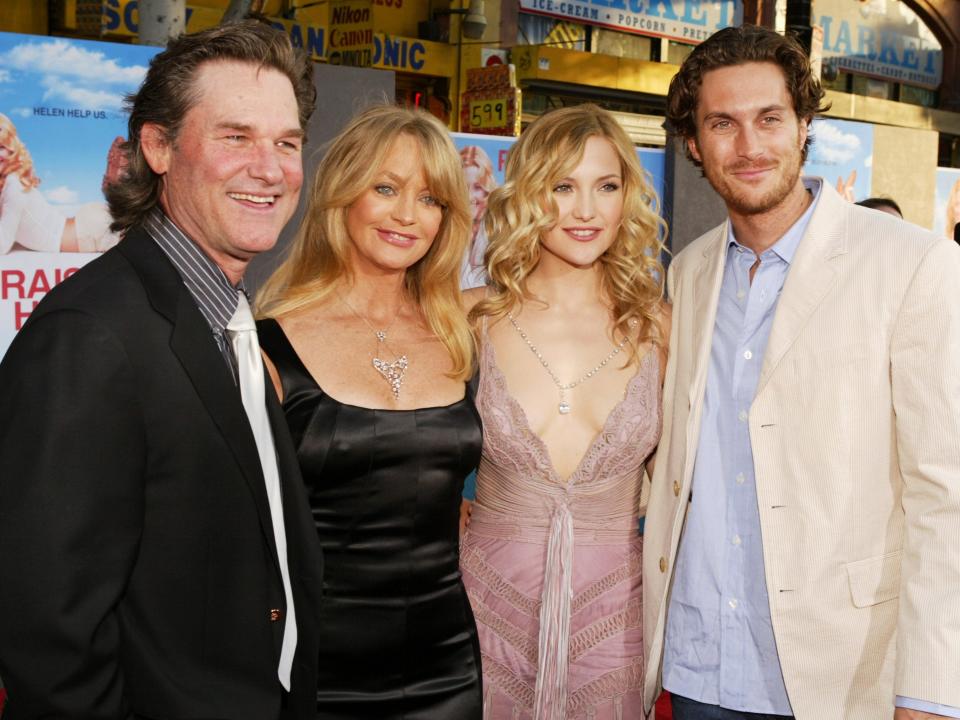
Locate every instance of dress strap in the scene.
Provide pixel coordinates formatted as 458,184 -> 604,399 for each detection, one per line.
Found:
255,317 -> 320,399
467,370 -> 480,402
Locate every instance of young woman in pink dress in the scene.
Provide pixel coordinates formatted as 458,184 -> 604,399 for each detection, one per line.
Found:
460,104 -> 669,719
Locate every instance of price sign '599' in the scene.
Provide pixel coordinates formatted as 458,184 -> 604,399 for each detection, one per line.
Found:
460,65 -> 521,136
470,100 -> 507,129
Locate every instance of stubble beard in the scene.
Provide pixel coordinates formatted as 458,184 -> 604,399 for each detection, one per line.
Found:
703,144 -> 805,218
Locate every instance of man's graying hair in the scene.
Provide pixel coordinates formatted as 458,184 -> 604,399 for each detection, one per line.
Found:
666,24 -> 830,167
105,20 -> 315,234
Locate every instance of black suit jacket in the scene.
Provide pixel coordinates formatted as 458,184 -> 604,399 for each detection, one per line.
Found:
0,228 -> 322,719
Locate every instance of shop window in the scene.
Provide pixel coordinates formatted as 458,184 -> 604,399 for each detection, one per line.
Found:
592,28 -> 653,60
518,13 -> 586,51
820,69 -> 850,93
899,84 -> 937,108
666,41 -> 694,66
938,134 -> 960,168
851,74 -> 894,101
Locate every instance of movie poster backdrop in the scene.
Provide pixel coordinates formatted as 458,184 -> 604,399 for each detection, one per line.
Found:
0,32 -> 158,357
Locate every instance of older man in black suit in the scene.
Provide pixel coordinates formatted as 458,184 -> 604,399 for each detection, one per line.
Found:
0,21 -> 321,719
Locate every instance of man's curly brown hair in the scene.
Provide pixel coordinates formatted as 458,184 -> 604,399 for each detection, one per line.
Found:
666,24 -> 830,167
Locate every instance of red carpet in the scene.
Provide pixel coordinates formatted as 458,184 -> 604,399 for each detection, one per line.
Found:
656,690 -> 673,719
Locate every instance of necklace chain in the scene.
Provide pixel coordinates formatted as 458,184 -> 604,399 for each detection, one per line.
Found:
338,293 -> 409,400
507,312 -> 633,415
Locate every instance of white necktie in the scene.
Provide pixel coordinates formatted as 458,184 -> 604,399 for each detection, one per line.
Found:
226,292 -> 297,690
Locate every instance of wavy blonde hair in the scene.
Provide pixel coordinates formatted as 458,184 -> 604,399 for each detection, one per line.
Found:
470,104 -> 667,358
256,104 -> 474,379
0,113 -> 41,194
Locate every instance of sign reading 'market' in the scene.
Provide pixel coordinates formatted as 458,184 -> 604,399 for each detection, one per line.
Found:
814,0 -> 942,88
519,0 -> 741,45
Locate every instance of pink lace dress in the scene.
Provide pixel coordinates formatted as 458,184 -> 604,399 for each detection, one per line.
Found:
460,336 -> 661,720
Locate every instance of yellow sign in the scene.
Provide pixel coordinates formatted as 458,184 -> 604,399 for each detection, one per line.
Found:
270,17 -> 327,61
328,0 -> 374,67
101,0 -> 221,36
101,0 -> 327,59
461,88 -> 521,135
468,99 -> 509,129
370,35 -> 454,77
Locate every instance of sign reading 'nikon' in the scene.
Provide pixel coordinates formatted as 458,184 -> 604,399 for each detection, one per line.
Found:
328,0 -> 375,67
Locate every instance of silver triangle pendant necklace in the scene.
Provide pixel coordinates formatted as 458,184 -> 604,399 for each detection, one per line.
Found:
339,294 -> 408,400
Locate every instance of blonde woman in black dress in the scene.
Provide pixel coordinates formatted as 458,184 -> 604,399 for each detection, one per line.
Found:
256,104 -> 481,719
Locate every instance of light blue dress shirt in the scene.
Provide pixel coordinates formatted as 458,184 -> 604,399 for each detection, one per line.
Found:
661,183 -> 814,715
662,178 -> 960,718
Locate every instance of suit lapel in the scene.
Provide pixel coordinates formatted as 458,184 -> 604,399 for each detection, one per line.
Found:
688,224 -> 729,406
755,182 -> 847,397
119,229 -> 281,567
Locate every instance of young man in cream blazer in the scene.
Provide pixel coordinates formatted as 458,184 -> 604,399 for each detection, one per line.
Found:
643,25 -> 960,720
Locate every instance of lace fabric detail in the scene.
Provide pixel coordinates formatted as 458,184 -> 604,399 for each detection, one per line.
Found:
461,544 -> 541,618
569,597 -> 642,662
476,341 -> 556,484
468,589 -> 539,665
476,339 -> 661,492
571,545 -> 642,615
482,652 -> 536,708
565,658 -> 644,716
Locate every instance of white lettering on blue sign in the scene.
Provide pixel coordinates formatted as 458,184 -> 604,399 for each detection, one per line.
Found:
814,0 -> 941,88
372,36 -> 427,71
519,0 -> 740,43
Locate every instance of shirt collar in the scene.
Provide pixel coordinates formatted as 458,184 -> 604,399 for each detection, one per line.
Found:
727,177 -> 822,266
143,207 -> 245,334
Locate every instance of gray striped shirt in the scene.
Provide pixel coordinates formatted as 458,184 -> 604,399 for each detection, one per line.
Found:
144,207 -> 244,377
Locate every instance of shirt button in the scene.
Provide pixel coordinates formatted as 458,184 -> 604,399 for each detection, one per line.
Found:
736,473 -> 746,485
269,608 -> 283,622
729,598 -> 739,609
673,480 -> 681,497
732,534 -> 742,546
738,410 -> 748,422
736,289 -> 746,300
659,557 -> 667,573
743,350 -> 753,360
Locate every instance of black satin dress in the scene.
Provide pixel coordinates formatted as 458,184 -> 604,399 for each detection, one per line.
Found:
258,319 -> 483,720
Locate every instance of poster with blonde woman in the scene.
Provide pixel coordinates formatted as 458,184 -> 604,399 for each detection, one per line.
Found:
934,167 -> 960,239
0,32 -> 157,358
452,134 -> 510,289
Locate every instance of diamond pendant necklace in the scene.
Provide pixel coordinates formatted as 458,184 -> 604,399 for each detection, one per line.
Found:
338,294 -> 408,400
507,312 -> 634,415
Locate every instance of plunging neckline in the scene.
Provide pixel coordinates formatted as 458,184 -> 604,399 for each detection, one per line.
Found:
482,338 -> 655,485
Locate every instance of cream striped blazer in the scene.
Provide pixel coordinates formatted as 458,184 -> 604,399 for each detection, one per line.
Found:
642,179 -> 960,719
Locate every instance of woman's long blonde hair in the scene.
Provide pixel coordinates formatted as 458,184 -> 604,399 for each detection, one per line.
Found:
0,113 -> 41,194
470,104 -> 667,358
256,104 -> 474,379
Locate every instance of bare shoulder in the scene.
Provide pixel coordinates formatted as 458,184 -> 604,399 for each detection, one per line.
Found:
261,348 -> 284,402
462,285 -> 489,313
